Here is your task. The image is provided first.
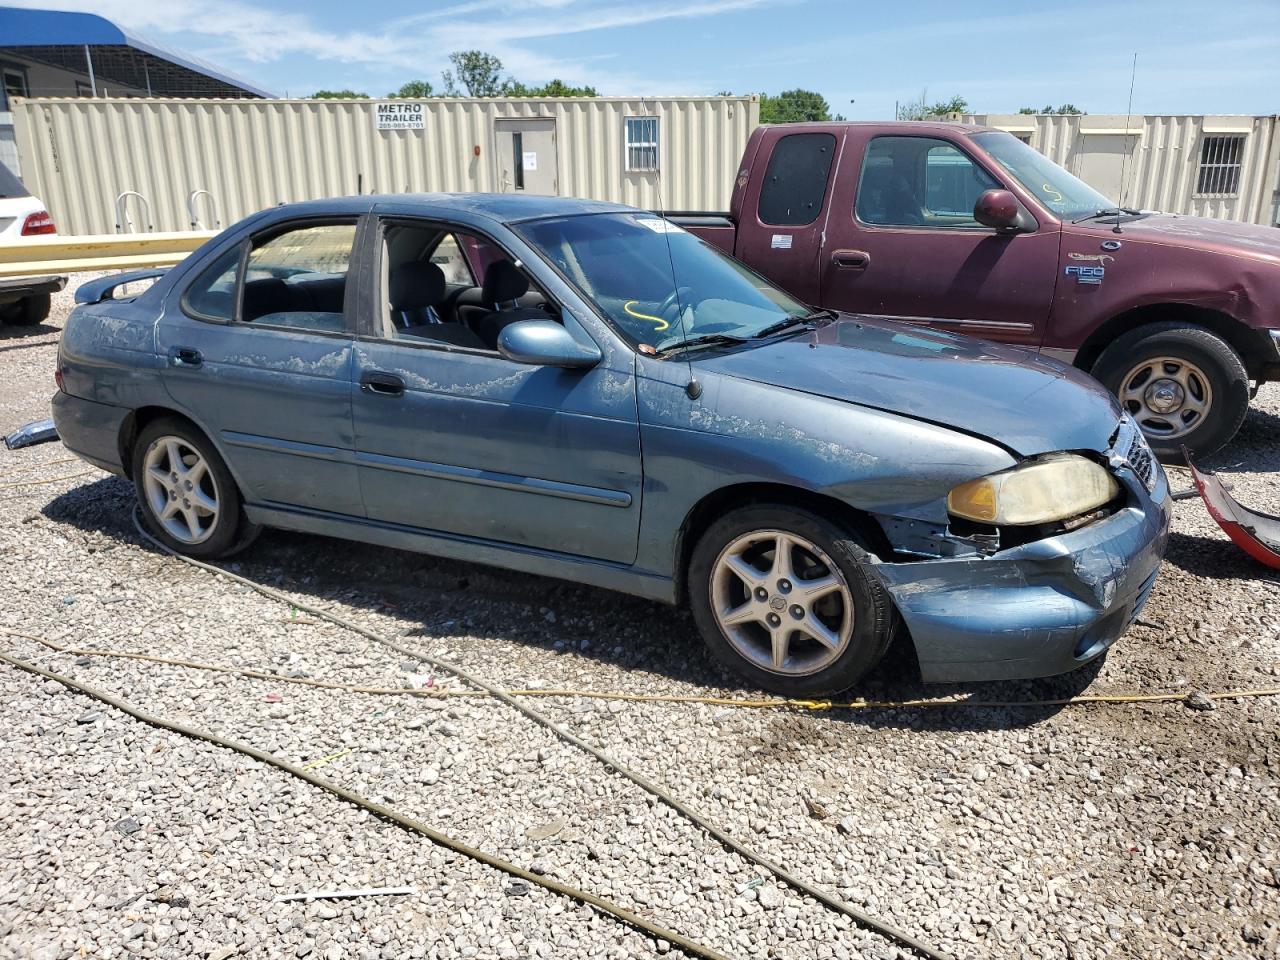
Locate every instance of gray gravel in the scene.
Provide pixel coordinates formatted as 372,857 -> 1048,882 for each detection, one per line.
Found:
1,276 -> 1278,959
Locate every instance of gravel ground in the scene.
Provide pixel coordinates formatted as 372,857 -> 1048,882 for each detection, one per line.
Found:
1,277 -> 1278,960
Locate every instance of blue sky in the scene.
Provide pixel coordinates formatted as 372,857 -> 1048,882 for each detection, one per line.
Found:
12,0 -> 1280,117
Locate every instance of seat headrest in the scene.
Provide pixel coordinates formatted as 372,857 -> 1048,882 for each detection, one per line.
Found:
481,259 -> 529,304
389,261 -> 446,311
243,277 -> 291,321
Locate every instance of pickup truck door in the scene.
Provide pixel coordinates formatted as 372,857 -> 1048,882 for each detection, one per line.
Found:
819,130 -> 1059,348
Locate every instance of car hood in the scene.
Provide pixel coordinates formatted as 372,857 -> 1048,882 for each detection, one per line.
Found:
699,316 -> 1121,457
1078,213 -> 1280,264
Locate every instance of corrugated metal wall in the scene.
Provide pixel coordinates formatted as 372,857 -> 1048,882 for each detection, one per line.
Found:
967,114 -> 1280,225
11,96 -> 759,235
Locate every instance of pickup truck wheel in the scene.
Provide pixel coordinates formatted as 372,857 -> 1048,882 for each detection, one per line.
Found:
1,293 -> 51,326
688,505 -> 895,696
132,417 -> 253,559
1091,323 -> 1249,462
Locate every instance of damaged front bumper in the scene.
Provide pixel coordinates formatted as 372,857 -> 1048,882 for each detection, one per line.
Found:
872,464 -> 1171,683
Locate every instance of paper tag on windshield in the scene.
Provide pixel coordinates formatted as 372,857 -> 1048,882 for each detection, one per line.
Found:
636,217 -> 684,234
771,234 -> 793,249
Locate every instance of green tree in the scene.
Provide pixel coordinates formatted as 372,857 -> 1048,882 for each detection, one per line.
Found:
390,80 -> 433,98
442,51 -> 504,97
309,89 -> 369,99
898,91 -> 969,120
759,89 -> 834,123
1018,104 -> 1086,115
502,78 -> 598,97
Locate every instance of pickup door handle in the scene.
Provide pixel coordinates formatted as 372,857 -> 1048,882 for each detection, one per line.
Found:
360,371 -> 405,397
169,346 -> 203,367
831,249 -> 871,270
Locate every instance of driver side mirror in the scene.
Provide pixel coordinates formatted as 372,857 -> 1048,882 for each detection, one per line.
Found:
498,319 -> 602,369
973,189 -> 1036,233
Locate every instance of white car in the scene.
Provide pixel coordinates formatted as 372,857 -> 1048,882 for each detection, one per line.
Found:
0,164 -> 65,326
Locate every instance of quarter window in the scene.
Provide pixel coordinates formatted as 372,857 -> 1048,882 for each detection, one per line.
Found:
757,133 -> 836,227
1196,135 -> 1245,196
182,245 -> 241,322
857,136 -> 998,228
625,117 -> 660,172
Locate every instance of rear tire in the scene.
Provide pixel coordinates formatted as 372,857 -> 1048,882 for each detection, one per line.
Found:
1091,322 -> 1249,462
1,293 -> 51,326
688,504 -> 896,696
131,417 -> 254,559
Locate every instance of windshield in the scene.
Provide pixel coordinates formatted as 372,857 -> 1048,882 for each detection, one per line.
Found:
516,212 -> 812,352
972,130 -> 1114,219
0,164 -> 30,199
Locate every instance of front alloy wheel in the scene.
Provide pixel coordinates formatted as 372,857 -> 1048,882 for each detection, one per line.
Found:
689,505 -> 896,696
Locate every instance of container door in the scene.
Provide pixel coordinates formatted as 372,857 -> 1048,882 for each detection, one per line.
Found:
495,119 -> 559,195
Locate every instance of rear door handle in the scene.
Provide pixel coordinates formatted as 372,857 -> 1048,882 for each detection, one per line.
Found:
169,346 -> 203,367
831,249 -> 871,270
360,371 -> 405,397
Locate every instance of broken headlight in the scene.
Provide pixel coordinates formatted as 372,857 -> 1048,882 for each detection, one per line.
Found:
947,453 -> 1120,526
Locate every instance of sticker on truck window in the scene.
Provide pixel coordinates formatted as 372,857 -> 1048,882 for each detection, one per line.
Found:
771,234 -> 793,250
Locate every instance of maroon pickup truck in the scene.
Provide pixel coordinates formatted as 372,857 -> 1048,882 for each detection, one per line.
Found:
672,121 -> 1280,459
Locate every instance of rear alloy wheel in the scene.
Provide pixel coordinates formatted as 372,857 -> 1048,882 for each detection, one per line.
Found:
689,505 -> 895,696
1092,322 -> 1249,462
132,418 -> 253,559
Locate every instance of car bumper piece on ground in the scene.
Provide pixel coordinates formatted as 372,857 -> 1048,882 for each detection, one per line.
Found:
1186,451 -> 1280,569
873,468 -> 1171,683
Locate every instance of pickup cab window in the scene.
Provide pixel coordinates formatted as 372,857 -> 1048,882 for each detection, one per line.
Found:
856,136 -> 998,228
757,132 -> 836,227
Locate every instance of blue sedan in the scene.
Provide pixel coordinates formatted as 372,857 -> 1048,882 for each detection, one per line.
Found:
53,194 -> 1170,695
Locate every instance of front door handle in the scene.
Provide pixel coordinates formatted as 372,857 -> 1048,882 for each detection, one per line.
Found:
831,249 -> 871,270
360,371 -> 405,397
169,346 -> 203,367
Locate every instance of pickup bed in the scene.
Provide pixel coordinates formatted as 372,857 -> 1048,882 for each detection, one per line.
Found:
670,121 -> 1280,459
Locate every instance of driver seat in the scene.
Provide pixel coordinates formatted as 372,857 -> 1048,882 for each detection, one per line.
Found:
473,260 -> 549,349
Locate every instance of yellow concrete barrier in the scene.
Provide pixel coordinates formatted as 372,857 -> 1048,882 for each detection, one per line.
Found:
0,231 -> 217,279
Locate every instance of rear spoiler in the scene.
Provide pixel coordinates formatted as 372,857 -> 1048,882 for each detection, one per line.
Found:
74,268 -> 169,305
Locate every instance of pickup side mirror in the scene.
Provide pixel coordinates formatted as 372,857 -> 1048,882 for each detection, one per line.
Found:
497,319 -> 602,369
973,189 -> 1036,233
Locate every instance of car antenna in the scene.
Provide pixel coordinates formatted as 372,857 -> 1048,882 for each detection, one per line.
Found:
1114,52 -> 1138,235
646,97 -> 701,399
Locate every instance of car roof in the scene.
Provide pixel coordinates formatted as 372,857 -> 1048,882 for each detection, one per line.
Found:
272,192 -> 636,224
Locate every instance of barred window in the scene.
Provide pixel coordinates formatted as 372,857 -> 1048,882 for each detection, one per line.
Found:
1196,135 -> 1245,196
624,116 -> 659,172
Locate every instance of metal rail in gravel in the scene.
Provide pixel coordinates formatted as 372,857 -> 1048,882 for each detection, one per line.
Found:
117,513 -> 953,960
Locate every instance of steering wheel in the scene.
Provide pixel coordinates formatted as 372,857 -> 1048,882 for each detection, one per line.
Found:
656,286 -> 695,322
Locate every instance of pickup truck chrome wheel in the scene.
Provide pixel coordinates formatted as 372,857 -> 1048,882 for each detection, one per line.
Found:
1119,356 -> 1212,441
710,529 -> 854,677
142,435 -> 221,545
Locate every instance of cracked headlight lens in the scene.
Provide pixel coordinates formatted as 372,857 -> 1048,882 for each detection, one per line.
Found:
947,453 -> 1120,526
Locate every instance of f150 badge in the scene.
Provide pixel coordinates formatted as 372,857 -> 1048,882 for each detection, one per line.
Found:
1065,265 -> 1105,285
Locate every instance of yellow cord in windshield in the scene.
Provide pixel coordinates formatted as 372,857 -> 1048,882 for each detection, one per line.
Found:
624,300 -> 669,332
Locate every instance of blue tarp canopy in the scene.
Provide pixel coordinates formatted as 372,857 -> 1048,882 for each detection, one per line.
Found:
0,6 -> 274,98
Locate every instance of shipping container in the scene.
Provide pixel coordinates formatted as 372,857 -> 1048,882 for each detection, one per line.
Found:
11,95 -> 760,235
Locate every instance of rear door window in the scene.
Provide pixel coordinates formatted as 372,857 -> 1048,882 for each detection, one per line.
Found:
241,222 -> 357,332
757,133 -> 837,226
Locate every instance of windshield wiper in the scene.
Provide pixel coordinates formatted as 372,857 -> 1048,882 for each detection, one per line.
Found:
656,332 -> 751,357
1072,206 -> 1144,224
750,309 -> 839,340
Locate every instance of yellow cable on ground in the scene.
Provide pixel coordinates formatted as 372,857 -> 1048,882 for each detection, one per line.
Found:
7,629 -> 1278,713
0,649 -> 733,960
0,469 -> 96,489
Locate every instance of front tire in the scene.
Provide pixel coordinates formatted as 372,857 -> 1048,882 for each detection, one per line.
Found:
1091,322 -> 1249,462
131,417 -> 252,559
688,505 -> 896,696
